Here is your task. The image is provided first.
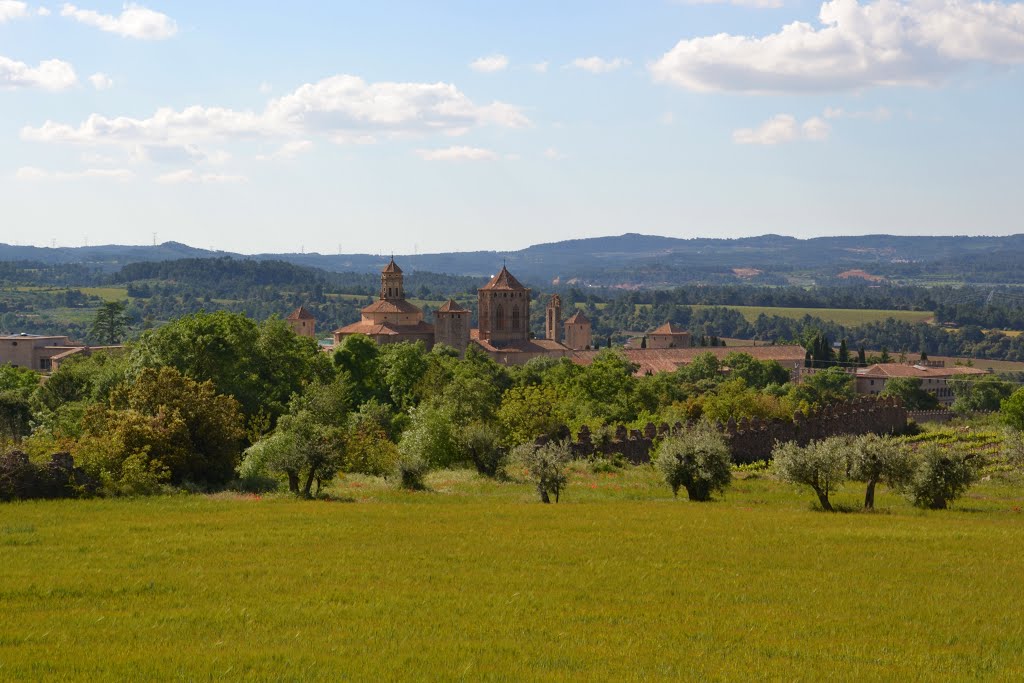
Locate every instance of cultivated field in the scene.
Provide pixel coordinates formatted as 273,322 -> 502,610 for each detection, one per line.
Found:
690,304 -> 935,327
3,466 -> 1023,680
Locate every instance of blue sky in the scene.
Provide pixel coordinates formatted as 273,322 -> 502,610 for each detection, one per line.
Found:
2,0 -> 1023,254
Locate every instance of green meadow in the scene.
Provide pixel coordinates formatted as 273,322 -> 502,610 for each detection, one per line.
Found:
3,466 -> 1023,681
690,305 -> 935,327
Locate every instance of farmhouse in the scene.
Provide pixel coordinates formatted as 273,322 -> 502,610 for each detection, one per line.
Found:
854,362 -> 989,406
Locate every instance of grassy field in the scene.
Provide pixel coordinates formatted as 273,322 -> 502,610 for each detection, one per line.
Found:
690,304 -> 935,326
2,464 -> 1023,680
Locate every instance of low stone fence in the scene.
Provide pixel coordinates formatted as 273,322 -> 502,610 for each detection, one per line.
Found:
907,410 -> 956,424
537,396 -> 908,465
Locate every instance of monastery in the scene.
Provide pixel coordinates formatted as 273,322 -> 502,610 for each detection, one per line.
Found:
288,258 -> 592,365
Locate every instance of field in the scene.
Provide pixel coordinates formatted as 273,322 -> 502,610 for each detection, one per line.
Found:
3,465 -> 1024,680
690,305 -> 935,327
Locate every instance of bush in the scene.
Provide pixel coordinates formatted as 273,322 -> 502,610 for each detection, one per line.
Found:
907,443 -> 978,510
772,437 -> 849,511
0,450 -> 95,502
395,452 -> 428,491
847,434 -> 915,509
511,440 -> 571,503
462,422 -> 506,477
654,427 -> 732,501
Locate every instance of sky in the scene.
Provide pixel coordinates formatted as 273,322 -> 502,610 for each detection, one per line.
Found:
1,0 -> 1023,255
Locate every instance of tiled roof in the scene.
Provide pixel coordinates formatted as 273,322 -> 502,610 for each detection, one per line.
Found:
436,299 -> 470,313
286,306 -> 315,320
651,322 -> 689,335
361,298 -> 423,315
471,337 -> 570,354
565,311 -> 590,325
480,265 -> 527,291
857,363 -> 989,379
571,345 -> 808,376
333,320 -> 434,336
382,258 -> 402,274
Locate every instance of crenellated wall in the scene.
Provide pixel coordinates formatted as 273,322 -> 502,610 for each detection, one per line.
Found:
535,396 -> 908,465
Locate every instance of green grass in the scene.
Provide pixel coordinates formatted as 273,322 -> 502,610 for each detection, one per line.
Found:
2,465 -> 1024,680
77,287 -> 129,302
690,305 -> 935,326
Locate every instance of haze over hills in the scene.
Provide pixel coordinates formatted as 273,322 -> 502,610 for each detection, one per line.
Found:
3,233 -> 1024,286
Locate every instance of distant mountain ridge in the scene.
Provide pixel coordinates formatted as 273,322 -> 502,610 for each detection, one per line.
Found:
3,233 -> 1024,285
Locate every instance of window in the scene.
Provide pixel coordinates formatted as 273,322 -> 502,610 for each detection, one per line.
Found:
512,306 -> 520,330
496,304 -> 505,330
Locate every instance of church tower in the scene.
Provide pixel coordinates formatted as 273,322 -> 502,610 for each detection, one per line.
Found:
380,257 -> 404,300
434,299 -> 471,356
564,311 -> 592,350
478,265 -> 530,347
286,306 -> 316,339
545,294 -> 562,343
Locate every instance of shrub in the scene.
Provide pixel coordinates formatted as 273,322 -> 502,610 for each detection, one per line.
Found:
772,437 -> 849,511
344,425 -> 400,478
654,427 -> 732,501
461,422 -> 506,477
1002,429 -> 1024,469
847,434 -> 916,509
907,443 -> 978,510
395,452 -> 428,491
0,450 -> 95,502
511,440 -> 571,503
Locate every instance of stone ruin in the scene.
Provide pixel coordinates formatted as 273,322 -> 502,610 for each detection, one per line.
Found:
536,396 -> 908,465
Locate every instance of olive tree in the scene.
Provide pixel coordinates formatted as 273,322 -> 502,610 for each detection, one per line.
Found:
772,437 -> 849,511
848,434 -> 916,509
511,440 -> 571,503
654,426 -> 732,501
907,443 -> 978,510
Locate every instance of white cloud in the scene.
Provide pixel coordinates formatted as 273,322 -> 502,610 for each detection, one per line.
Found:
88,71 -> 113,90
23,74 -> 529,154
733,113 -> 831,144
37,6 -> 50,16
60,3 -> 177,40
0,1 -> 28,21
258,81 -> 272,94
677,0 -> 783,6
1,55 -> 76,90
16,165 -> 133,180
256,140 -> 313,161
651,0 -> 1024,93
470,54 -> 509,73
416,145 -> 498,161
543,147 -> 567,160
569,56 -> 630,74
530,61 -> 549,73
156,169 -> 247,184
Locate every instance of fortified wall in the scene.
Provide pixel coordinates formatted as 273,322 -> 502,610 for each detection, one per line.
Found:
537,397 -> 908,465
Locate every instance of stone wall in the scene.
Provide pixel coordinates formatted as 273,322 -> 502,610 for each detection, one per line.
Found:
537,396 -> 908,465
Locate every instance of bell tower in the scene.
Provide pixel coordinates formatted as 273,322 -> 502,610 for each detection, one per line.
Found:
380,257 -> 404,300
545,294 -> 562,343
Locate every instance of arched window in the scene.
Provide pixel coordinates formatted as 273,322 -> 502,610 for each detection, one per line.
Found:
496,304 -> 505,330
512,306 -> 521,330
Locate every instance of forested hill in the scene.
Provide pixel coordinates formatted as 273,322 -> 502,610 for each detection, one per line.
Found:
4,233 -> 1024,286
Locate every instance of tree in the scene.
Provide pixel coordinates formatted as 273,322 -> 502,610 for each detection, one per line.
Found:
838,339 -> 850,366
512,440 -> 571,503
655,426 -> 732,501
857,347 -> 867,367
498,383 -> 570,446
89,301 -> 129,345
880,377 -> 940,410
0,391 -> 32,443
399,399 -> 463,469
788,367 -> 855,407
847,434 -> 915,509
1001,388 -> 1024,431
0,364 -> 40,397
772,438 -> 849,511
906,443 -> 977,509
950,375 -> 1013,414
723,352 -> 789,389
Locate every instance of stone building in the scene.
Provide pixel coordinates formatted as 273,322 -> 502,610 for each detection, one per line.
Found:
646,322 -> 692,349
477,265 -> 531,348
0,333 -> 121,373
332,258 -> 435,347
285,306 -> 316,339
563,311 -> 592,350
545,294 -> 562,344
434,299 -> 471,356
854,362 -> 989,406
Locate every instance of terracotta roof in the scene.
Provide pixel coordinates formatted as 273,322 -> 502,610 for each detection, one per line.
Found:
651,322 -> 689,335
480,265 -> 527,291
361,298 -> 423,315
565,311 -> 590,325
382,258 -> 402,274
471,337 -> 570,354
572,346 -> 807,376
857,363 -> 989,379
436,299 -> 470,313
286,306 -> 316,321
334,320 -> 434,336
